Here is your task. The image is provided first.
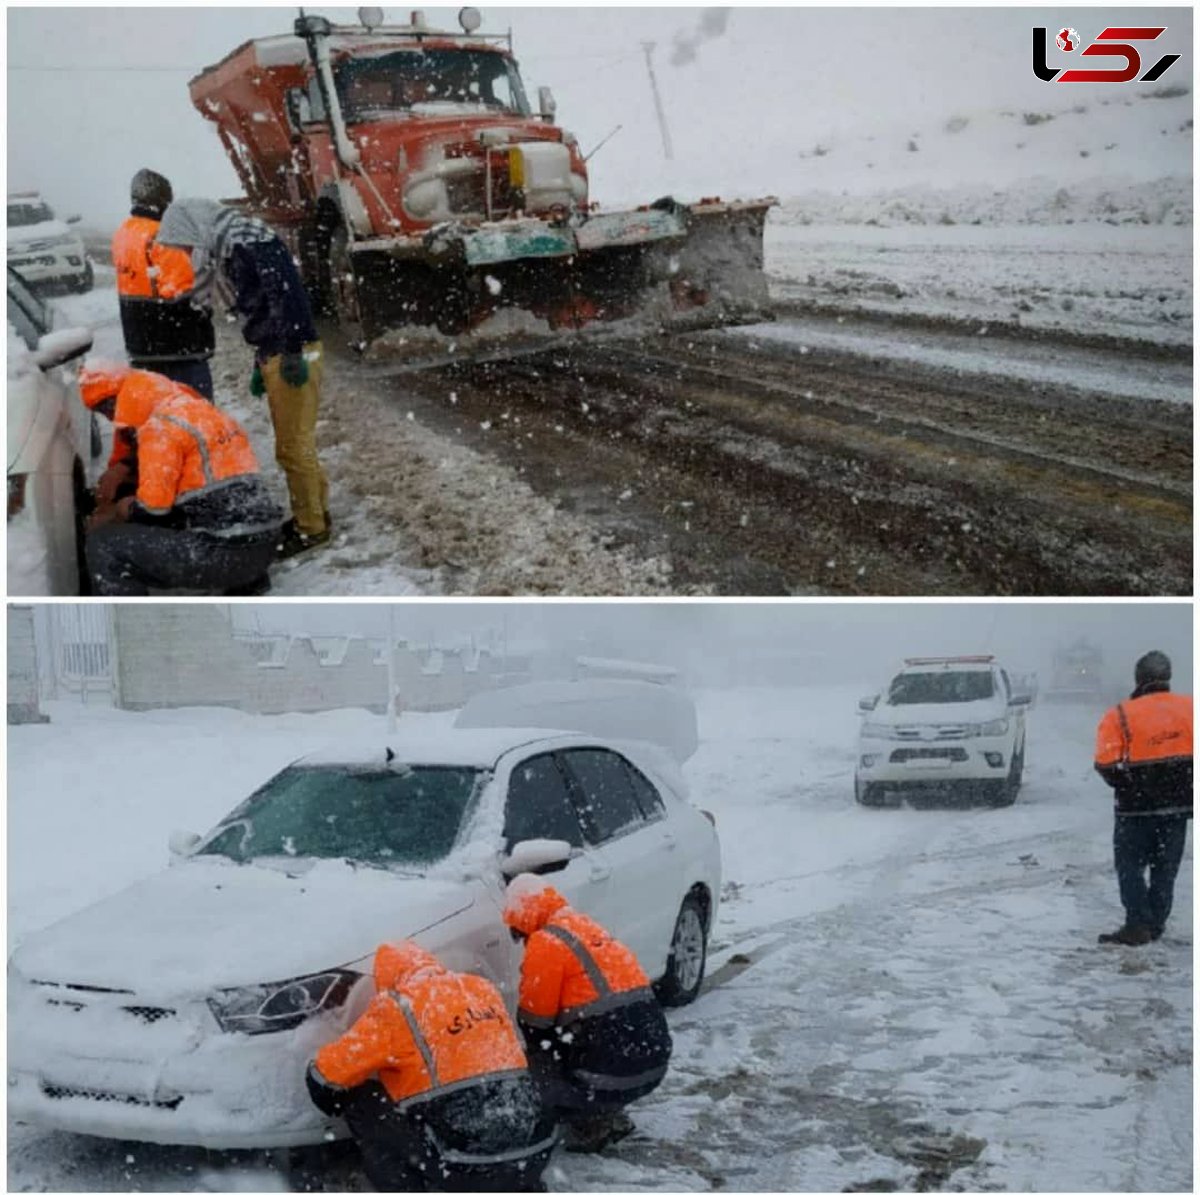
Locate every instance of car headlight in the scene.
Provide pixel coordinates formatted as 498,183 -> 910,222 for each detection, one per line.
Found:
977,718 -> 1009,737
207,970 -> 360,1035
861,721 -> 891,739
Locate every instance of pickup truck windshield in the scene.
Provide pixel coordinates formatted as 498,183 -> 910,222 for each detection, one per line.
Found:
8,201 -> 55,228
336,48 -> 530,119
888,671 -> 995,705
197,764 -> 484,866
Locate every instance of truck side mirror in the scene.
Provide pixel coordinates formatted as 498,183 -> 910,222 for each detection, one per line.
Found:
537,86 -> 557,123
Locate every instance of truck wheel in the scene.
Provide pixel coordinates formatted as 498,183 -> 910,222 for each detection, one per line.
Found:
654,892 -> 708,1007
329,225 -> 367,348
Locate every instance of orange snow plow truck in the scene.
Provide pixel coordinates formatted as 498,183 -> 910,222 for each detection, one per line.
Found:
189,9 -> 775,360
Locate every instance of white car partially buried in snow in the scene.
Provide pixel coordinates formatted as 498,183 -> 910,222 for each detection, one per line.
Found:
8,684 -> 720,1149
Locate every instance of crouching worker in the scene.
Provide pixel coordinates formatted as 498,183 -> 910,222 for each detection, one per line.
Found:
503,878 -> 673,1153
306,942 -> 558,1193
79,364 -> 283,596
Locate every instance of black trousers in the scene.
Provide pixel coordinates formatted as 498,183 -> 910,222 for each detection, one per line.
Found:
130,357 -> 214,401
1114,813 -> 1190,932
86,522 -> 276,596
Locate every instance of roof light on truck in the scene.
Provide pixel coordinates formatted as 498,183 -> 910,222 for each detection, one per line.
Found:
459,7 -> 482,34
358,7 -> 384,32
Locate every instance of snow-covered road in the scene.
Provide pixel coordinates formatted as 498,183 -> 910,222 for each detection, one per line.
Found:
8,689 -> 1192,1191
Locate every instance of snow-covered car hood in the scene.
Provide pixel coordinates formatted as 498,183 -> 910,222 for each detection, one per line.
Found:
7,219 -> 77,249
11,859 -> 475,998
869,698 -> 1006,727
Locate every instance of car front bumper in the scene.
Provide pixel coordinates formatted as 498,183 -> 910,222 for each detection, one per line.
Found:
7,247 -> 89,286
857,739 -> 1013,787
8,982 -> 348,1148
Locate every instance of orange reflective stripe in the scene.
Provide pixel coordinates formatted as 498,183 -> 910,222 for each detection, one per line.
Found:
386,990 -> 439,1088
158,413 -> 215,486
1115,704 -> 1133,765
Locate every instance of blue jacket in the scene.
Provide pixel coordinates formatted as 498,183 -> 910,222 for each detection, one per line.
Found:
225,238 -> 318,361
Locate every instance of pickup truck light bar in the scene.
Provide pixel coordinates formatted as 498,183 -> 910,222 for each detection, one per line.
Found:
903,655 -> 996,666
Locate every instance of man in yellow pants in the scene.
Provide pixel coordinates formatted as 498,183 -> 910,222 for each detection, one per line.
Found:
158,197 -> 330,559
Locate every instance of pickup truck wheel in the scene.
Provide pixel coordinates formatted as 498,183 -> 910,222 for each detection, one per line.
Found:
655,893 -> 707,1007
329,225 -> 367,347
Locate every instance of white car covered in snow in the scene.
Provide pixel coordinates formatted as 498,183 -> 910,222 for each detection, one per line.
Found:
8,684 -> 720,1149
855,655 -> 1031,808
8,266 -> 98,596
7,192 -> 93,293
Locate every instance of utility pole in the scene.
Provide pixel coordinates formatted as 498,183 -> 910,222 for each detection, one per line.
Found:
641,41 -> 674,162
386,605 -> 398,734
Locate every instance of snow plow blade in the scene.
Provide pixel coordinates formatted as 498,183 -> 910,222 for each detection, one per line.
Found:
345,197 -> 776,368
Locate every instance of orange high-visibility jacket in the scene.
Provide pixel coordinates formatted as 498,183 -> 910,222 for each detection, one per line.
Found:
507,889 -> 652,1028
1095,689 -> 1193,815
1096,691 -> 1193,768
314,943 -> 528,1106
109,370 -> 258,513
113,216 -> 195,299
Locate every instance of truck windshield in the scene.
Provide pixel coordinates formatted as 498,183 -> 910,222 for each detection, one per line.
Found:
888,671 -> 995,705
336,48 -> 531,120
195,764 -> 485,867
8,201 -> 55,228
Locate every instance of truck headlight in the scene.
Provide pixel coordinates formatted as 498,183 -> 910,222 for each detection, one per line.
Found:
977,718 -> 1009,737
208,970 -> 359,1035
861,721 -> 890,739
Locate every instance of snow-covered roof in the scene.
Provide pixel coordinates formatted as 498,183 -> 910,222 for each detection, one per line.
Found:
576,655 -> 679,681
298,726 -> 587,769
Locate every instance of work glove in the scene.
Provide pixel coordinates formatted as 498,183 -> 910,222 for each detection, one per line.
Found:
95,463 -> 131,507
280,352 -> 309,388
249,363 -> 266,397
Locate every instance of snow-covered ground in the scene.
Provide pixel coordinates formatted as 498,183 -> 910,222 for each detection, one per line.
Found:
8,688 -> 1192,1191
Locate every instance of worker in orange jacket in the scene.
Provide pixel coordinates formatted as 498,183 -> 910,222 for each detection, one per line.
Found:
503,878 -> 672,1153
1094,650 -> 1193,946
111,170 -> 215,399
79,364 -> 282,595
307,942 -> 557,1192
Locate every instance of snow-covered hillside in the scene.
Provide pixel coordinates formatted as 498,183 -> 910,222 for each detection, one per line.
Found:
8,689 -> 1192,1191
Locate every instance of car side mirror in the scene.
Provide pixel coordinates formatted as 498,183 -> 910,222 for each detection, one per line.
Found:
32,328 -> 93,371
1008,694 -> 1033,708
537,85 -> 557,123
65,214 -> 82,225
169,829 -> 201,862
858,695 -> 879,712
501,838 -> 572,878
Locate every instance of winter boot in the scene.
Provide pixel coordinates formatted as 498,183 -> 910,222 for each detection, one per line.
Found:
563,1116 -> 617,1154
277,519 -> 331,561
1098,924 -> 1153,946
604,1111 -> 635,1146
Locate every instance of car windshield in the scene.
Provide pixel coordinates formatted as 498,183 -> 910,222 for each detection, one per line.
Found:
196,764 -> 485,867
8,201 -> 55,228
888,671 -> 994,705
336,48 -> 530,119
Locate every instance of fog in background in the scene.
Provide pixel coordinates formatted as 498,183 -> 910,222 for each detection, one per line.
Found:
8,6 -> 1192,227
229,602 -> 1193,693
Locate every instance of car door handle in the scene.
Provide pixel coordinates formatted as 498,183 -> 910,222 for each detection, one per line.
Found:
589,859 -> 612,881
660,830 -> 678,851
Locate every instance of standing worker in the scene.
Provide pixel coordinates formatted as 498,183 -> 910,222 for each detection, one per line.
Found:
156,197 -> 330,559
503,877 -> 673,1153
111,170 -> 215,399
1094,650 -> 1193,945
306,941 -> 557,1192
78,364 -> 283,595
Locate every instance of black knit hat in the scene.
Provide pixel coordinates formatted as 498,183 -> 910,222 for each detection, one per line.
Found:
130,169 -> 173,215
1134,650 -> 1171,686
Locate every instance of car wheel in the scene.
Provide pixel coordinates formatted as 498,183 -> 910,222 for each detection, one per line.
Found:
655,892 -> 708,1007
